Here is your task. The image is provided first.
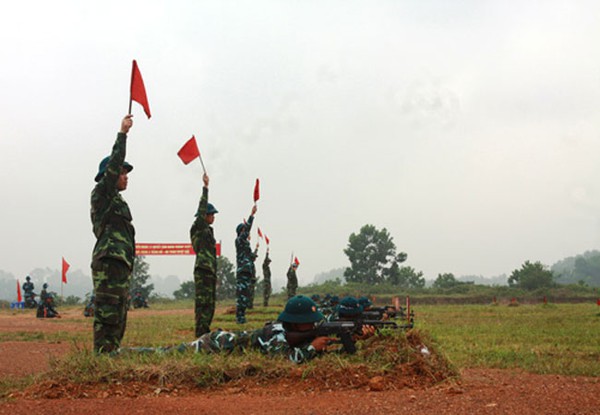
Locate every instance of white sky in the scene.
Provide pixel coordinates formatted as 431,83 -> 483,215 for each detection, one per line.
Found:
1,1 -> 600,290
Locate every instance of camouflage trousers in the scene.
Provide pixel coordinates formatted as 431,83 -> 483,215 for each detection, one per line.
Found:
194,329 -> 253,353
194,267 -> 217,337
287,280 -> 298,299
263,279 -> 271,306
236,273 -> 252,324
248,276 -> 257,309
92,258 -> 131,354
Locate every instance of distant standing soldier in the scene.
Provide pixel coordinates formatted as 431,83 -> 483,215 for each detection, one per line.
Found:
90,114 -> 136,354
287,261 -> 299,299
40,283 -> 49,303
248,243 -> 259,309
262,250 -> 272,307
22,276 -> 36,308
190,173 -> 219,337
235,205 -> 257,324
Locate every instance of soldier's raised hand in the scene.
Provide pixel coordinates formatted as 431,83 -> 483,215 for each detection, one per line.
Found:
120,114 -> 133,134
203,173 -> 209,188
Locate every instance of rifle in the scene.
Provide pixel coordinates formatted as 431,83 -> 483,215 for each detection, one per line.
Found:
285,320 -> 401,354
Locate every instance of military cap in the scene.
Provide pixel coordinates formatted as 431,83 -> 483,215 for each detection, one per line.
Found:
278,295 -> 324,324
95,156 -> 133,182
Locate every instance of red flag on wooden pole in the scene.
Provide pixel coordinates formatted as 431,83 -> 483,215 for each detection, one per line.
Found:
62,257 -> 70,284
265,234 -> 270,245
178,136 -> 200,165
216,241 -> 222,257
253,178 -> 260,203
294,256 -> 300,266
257,227 -> 263,239
17,280 -> 22,302
129,60 -> 152,118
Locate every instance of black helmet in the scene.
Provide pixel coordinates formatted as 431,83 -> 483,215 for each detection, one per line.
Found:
236,223 -> 246,235
278,295 -> 324,324
26,276 -> 31,281
43,283 -> 48,289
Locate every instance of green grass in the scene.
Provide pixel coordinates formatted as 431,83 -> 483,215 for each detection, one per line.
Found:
417,303 -> 600,376
1,301 -> 598,399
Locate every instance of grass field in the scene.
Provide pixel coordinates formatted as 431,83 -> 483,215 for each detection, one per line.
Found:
1,300 -> 598,397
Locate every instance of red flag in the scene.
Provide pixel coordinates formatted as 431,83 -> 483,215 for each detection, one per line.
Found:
265,234 -> 270,245
294,256 -> 300,266
17,280 -> 22,302
216,241 -> 222,257
178,136 -> 200,165
253,178 -> 260,202
257,228 -> 263,239
130,60 -> 152,119
62,257 -> 70,284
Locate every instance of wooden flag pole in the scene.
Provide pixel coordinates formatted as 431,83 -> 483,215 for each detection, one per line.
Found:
198,153 -> 207,175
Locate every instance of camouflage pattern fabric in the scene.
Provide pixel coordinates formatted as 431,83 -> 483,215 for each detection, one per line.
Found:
235,215 -> 256,323
40,288 -> 48,303
236,273 -> 252,324
262,254 -> 272,306
286,266 -> 298,299
22,281 -> 34,297
36,302 -> 59,318
90,133 -> 136,269
194,269 -> 216,336
190,186 -> 217,337
90,132 -> 135,354
248,247 -> 258,309
191,322 -> 318,363
92,258 -> 131,353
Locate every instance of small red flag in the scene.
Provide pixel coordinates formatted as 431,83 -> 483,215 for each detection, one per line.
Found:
17,280 -> 22,302
62,257 -> 70,284
265,234 -> 270,245
178,136 -> 201,165
294,256 -> 300,266
253,178 -> 260,202
216,241 -> 221,257
130,60 -> 152,119
257,228 -> 263,239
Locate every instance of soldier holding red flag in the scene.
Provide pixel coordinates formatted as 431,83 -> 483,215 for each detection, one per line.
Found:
190,173 -> 219,336
90,115 -> 136,354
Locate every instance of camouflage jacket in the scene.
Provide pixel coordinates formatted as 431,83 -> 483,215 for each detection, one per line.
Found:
286,266 -> 298,286
262,254 -> 271,282
235,215 -> 256,275
191,322 -> 318,364
22,281 -> 34,294
190,186 -> 217,273
90,133 -> 136,269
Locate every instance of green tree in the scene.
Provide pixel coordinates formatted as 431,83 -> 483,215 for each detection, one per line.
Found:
433,273 -> 460,289
173,280 -> 195,300
508,261 -> 555,290
217,256 -> 236,300
343,224 -> 407,285
131,256 -> 154,299
387,264 -> 426,288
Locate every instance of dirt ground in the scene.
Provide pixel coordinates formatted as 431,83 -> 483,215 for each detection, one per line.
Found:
1,310 -> 599,415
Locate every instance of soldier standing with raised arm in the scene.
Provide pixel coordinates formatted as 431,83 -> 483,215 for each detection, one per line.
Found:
190,173 -> 219,337
90,115 -> 136,354
235,205 -> 257,324
262,250 -> 272,307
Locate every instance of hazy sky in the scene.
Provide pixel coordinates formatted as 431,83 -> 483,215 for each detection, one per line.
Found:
1,1 -> 600,292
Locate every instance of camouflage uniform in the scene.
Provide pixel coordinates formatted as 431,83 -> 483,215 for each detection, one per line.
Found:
235,215 -> 255,324
190,186 -> 217,337
286,265 -> 298,299
90,132 -> 135,353
36,297 -> 60,318
248,246 -> 259,309
22,279 -> 36,308
192,322 -> 319,363
262,253 -> 272,306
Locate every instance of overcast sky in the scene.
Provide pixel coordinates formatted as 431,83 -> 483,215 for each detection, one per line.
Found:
1,1 -> 599,292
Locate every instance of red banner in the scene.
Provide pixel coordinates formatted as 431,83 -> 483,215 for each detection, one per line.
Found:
136,243 -> 221,256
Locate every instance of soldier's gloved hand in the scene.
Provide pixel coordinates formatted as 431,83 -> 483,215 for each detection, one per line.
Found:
310,336 -> 333,352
